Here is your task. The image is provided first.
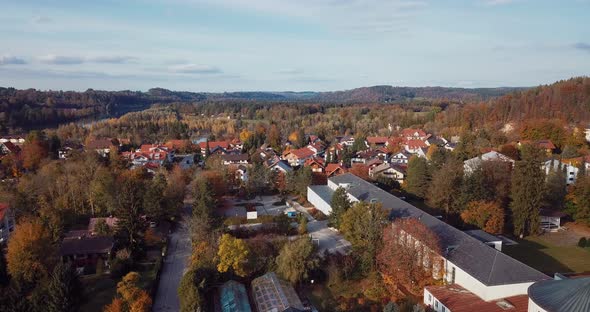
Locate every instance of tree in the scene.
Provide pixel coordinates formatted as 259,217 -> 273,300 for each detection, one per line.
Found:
405,156 -> 430,198
0,250 -> 8,286
383,302 -> 400,312
427,158 -> 463,214
143,173 -> 167,222
543,168 -> 567,210
286,166 -> 312,199
460,201 -> 505,234
329,187 -> 352,229
276,237 -> 319,284
107,272 -> 152,312
192,177 -> 217,220
217,234 -> 249,277
47,262 -> 83,312
21,135 -> 49,171
115,171 -> 146,253
95,219 -> 112,236
377,218 -> 441,294
6,217 -> 55,284
298,214 -> 308,235
178,269 -> 201,312
340,202 -> 387,274
510,145 -> 546,237
565,174 -> 590,225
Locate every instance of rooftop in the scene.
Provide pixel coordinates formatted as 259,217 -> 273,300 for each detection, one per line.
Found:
59,236 -> 114,256
220,280 -> 252,312
251,272 -> 304,312
328,173 -> 549,286
426,284 -> 528,312
528,277 -> 590,312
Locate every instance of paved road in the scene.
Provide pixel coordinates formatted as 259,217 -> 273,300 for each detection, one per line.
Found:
152,217 -> 191,312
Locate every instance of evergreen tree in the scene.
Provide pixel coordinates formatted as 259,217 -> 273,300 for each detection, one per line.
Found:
427,158 -> 463,214
405,156 -> 430,198
47,262 -> 83,312
329,187 -> 352,228
192,178 -> 217,220
143,173 -> 167,222
510,145 -> 546,237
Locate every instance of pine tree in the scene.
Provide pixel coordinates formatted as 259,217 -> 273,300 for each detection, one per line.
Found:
143,173 -> 167,222
329,187 -> 352,229
405,156 -> 430,198
47,262 -> 83,312
427,158 -> 463,214
510,145 -> 546,237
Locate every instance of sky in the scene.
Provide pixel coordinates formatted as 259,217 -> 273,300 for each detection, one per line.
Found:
0,0 -> 589,92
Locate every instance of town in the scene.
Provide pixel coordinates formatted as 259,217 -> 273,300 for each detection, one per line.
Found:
1,78 -> 590,312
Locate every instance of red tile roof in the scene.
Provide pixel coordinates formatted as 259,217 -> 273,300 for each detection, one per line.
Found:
401,128 -> 427,138
304,157 -> 325,168
426,285 -> 528,312
1,142 -> 21,154
198,141 -> 230,150
325,163 -> 347,176
366,136 -> 389,145
289,147 -> 315,159
405,139 -> 429,149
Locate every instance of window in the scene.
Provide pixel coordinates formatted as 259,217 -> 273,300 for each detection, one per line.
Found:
451,267 -> 456,284
428,294 -> 432,302
442,306 -> 446,312
435,301 -> 439,308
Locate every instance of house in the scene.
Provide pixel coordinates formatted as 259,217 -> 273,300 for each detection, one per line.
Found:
308,173 -> 548,303
198,141 -> 231,157
123,144 -> 173,168
366,136 -> 389,147
173,154 -> 196,170
585,128 -> 590,143
165,139 -> 192,152
0,142 -> 21,156
391,151 -> 412,164
518,140 -> 556,154
233,165 -> 249,183
375,147 -> 391,160
369,163 -> 406,182
59,234 -> 114,271
401,128 -> 428,140
543,159 -> 579,185
325,163 -> 347,177
87,139 -> 119,157
339,136 -> 355,147
351,150 -> 380,165
251,272 -> 305,312
88,217 -> 119,235
219,280 -> 252,312
404,139 -> 429,154
58,142 -> 83,159
0,136 -> 25,145
539,209 -> 567,232
222,153 -> 250,166
464,151 -> 515,174
527,275 -> 590,312
304,157 -> 325,173
307,141 -> 326,156
0,203 -> 15,244
283,147 -> 315,167
266,158 -> 293,173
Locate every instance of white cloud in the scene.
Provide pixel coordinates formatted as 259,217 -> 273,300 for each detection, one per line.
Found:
168,64 -> 222,74
38,55 -> 84,65
31,15 -> 53,24
483,0 -> 516,6
87,56 -> 138,64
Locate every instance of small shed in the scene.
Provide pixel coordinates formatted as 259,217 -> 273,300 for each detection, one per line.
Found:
540,209 -> 567,232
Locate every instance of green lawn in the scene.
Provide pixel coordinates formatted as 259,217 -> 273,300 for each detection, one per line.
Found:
504,236 -> 590,275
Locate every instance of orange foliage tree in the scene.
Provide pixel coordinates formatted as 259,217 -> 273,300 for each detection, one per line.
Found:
377,218 -> 441,295
104,272 -> 152,312
460,200 -> 505,234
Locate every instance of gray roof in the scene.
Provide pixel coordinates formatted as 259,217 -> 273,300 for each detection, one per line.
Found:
251,272 -> 304,312
464,230 -> 502,243
528,277 -> 590,312
329,173 -> 549,286
220,280 -> 252,312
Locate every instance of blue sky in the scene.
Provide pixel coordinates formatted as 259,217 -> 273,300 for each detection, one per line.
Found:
0,0 -> 589,92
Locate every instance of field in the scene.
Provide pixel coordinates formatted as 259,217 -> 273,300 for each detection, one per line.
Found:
504,228 -> 590,275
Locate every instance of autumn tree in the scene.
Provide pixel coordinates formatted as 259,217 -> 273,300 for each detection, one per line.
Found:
47,262 -> 83,312
7,217 -> 55,284
22,131 -> 49,171
192,177 -> 217,221
427,158 -> 463,214
217,234 -> 249,277
377,218 -> 441,295
105,272 -> 152,312
510,144 -> 546,237
340,202 -> 387,274
565,174 -> 590,225
276,237 -> 319,284
115,169 -> 147,254
143,172 -> 167,221
460,200 -> 505,234
405,156 -> 430,198
329,187 -> 352,229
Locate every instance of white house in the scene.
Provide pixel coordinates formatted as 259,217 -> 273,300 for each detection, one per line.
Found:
390,151 -> 411,164
369,163 -> 406,182
0,204 -> 15,244
308,174 -> 548,309
464,151 -> 514,174
543,159 -> 579,185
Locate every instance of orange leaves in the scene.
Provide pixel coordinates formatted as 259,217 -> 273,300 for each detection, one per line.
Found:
460,200 -> 505,234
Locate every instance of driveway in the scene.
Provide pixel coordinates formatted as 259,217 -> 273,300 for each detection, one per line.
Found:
307,220 -> 351,255
152,210 -> 191,311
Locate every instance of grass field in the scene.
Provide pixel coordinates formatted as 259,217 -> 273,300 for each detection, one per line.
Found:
504,235 -> 590,275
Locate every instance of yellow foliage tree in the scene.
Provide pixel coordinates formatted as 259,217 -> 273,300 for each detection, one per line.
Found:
217,234 -> 249,277
239,129 -> 253,142
104,272 -> 152,312
6,217 -> 55,283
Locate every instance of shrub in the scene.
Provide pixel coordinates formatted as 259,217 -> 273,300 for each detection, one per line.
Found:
224,216 -> 246,226
110,258 -> 131,279
579,237 -> 588,248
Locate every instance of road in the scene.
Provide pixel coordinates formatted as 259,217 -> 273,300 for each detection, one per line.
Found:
152,214 -> 191,312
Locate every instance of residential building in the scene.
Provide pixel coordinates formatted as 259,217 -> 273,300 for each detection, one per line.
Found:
391,151 -> 412,164
401,128 -> 428,140
87,138 -> 118,157
424,284 -> 528,312
464,151 -> 515,174
304,156 -> 325,173
198,141 -> 231,157
220,280 -> 252,312
308,173 -> 548,304
325,163 -> 347,178
339,136 -> 355,147
0,142 -> 21,156
366,136 -> 389,147
221,153 -> 250,166
0,203 -> 15,244
266,158 -> 293,173
283,147 -> 315,167
543,159 -> 579,185
88,217 -> 119,235
251,272 -> 305,312
0,136 -> 25,145
369,163 -> 406,182
59,234 -> 114,271
351,150 -> 380,165
404,139 -> 429,154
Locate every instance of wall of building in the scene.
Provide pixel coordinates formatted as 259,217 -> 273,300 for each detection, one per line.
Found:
528,298 -> 548,312
423,289 -> 450,312
307,187 -> 333,215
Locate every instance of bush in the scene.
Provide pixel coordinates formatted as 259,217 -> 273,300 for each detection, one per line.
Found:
309,208 -> 327,221
579,237 -> 588,248
224,216 -> 246,226
110,258 -> 131,279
